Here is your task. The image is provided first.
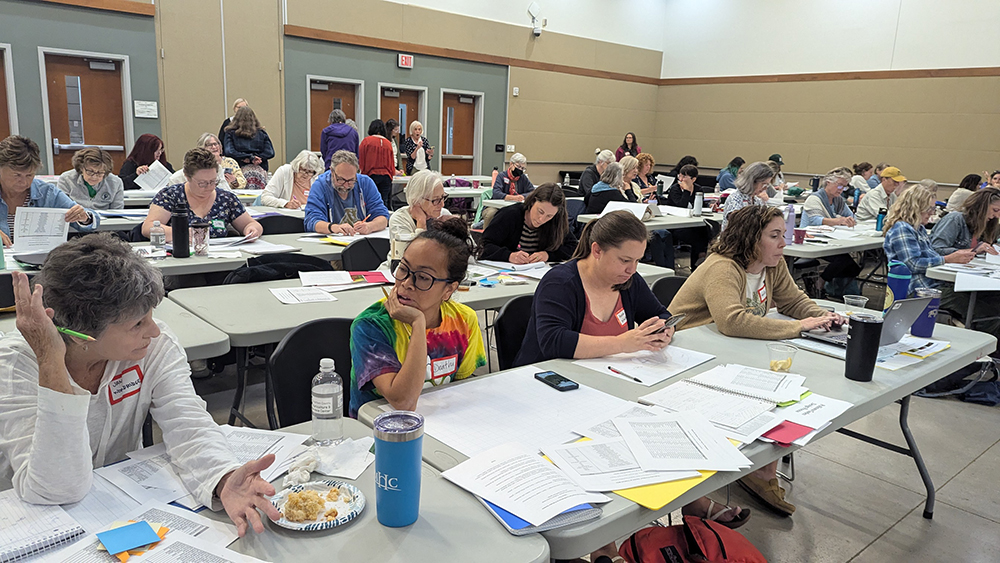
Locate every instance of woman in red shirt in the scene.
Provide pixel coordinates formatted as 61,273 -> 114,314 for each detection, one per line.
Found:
359,119 -> 397,210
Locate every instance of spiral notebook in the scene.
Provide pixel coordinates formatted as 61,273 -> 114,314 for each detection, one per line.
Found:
0,490 -> 85,563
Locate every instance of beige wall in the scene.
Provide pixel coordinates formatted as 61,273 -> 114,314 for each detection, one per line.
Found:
156,0 -> 226,164
156,0 -> 285,167
650,76 -> 1000,185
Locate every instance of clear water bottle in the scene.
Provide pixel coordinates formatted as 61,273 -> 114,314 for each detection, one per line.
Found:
784,204 -> 796,244
563,173 -> 570,187
149,220 -> 166,248
311,358 -> 343,445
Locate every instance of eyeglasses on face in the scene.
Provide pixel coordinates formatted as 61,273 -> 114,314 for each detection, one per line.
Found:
82,168 -> 107,178
393,263 -> 452,291
423,195 -> 448,206
333,173 -> 357,188
192,178 -> 217,189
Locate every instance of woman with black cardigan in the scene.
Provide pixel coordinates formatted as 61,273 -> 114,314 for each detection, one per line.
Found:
514,210 -> 754,544
481,183 -> 577,264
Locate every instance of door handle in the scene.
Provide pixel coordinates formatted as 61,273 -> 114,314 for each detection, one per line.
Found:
52,138 -> 125,155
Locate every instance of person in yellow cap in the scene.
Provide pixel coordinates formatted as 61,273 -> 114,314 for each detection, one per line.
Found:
856,165 -> 906,221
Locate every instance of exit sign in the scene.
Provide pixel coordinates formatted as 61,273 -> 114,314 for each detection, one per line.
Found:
398,54 -> 414,69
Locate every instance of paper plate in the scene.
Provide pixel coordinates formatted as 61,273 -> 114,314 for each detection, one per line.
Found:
270,480 -> 365,531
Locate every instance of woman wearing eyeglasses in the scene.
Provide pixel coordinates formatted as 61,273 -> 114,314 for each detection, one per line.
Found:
57,147 -> 124,210
721,161 -> 775,231
388,170 -> 451,237
141,148 -> 263,241
260,150 -> 324,209
348,216 -> 485,417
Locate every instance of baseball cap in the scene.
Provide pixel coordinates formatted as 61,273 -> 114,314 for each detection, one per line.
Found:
768,154 -> 784,165
880,166 -> 906,182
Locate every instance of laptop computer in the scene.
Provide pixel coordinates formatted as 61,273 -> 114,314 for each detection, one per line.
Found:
801,296 -> 932,347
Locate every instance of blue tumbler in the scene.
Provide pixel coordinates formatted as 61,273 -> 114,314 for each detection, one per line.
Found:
884,261 -> 911,312
910,288 -> 941,337
373,411 -> 424,527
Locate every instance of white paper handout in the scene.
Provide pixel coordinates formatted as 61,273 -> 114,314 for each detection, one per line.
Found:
613,412 -> 752,472
577,403 -> 667,440
41,530 -> 266,563
573,347 -> 715,387
774,393 -> 853,430
955,272 -> 1000,292
640,380 -> 774,429
543,438 -> 699,492
441,442 -> 610,527
61,474 -> 141,534
402,366 -> 630,458
133,160 -> 173,192
93,452 -> 189,505
600,201 -> 652,220
478,260 -> 548,272
269,287 -> 337,304
119,501 -> 238,546
299,270 -> 353,286
12,207 -> 70,253
688,364 -> 807,403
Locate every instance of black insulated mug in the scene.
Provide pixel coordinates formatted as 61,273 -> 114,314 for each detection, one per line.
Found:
845,313 -> 883,382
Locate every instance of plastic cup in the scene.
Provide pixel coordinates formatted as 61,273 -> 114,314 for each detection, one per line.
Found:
767,343 -> 797,373
793,228 -> 807,244
843,295 -> 869,315
472,180 -> 480,189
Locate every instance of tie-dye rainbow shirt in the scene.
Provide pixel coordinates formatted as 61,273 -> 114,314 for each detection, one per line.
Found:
349,298 -> 486,416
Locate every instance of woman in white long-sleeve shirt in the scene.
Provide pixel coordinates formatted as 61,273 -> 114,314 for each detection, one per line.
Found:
260,150 -> 324,209
0,234 -> 280,537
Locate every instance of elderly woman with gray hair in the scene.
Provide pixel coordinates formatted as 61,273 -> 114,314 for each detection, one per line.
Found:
580,149 -> 615,207
389,169 -> 451,236
721,161 -> 775,230
260,149 -> 325,209
0,234 -> 281,537
492,152 -> 534,202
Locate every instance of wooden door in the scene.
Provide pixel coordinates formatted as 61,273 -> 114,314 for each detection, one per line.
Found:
44,54 -> 126,174
0,53 -> 10,140
309,80 -> 356,150
440,93 -> 476,176
380,88 -> 421,169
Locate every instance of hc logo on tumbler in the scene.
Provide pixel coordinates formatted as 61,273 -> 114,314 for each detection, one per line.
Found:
376,471 -> 401,491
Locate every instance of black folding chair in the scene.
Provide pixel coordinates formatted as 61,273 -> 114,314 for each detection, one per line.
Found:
342,238 -> 390,270
267,318 -> 354,429
494,295 -> 534,371
258,214 -> 304,234
650,276 -> 687,309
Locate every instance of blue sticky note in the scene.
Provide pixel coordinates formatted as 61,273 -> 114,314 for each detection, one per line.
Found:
96,521 -> 162,554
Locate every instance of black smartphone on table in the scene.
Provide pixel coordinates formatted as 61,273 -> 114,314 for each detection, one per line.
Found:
534,371 -> 579,391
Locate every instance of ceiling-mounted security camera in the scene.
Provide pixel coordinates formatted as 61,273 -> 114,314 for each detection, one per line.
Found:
533,26 -> 542,37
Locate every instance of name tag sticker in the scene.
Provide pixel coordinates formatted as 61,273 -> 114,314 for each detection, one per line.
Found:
430,355 -> 458,380
616,308 -> 628,327
212,219 -> 225,230
108,365 -> 144,405
758,283 -> 767,303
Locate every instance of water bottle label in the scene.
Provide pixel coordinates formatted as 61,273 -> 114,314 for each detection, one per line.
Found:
312,396 -> 334,415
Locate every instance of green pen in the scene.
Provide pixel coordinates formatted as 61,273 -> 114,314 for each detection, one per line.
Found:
57,326 -> 96,341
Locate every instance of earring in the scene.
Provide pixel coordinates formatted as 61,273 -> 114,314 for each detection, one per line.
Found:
82,344 -> 89,351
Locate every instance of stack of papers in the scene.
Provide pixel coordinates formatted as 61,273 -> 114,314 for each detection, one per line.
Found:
269,287 -> 337,304
761,393 -> 853,446
573,347 -> 715,387
133,161 -> 172,191
478,260 -> 548,272
442,443 -> 610,527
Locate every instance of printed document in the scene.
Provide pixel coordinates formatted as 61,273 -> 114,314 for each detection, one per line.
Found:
640,381 -> 774,429
577,403 -> 667,440
688,364 -> 807,403
132,160 -> 172,192
442,442 -> 609,527
93,452 -> 188,505
13,207 -> 70,253
613,412 -> 752,472
269,287 -> 337,304
543,438 -> 699,492
573,347 -> 715,386
774,393 -> 852,430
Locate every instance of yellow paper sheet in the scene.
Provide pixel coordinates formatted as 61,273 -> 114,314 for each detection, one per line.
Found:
612,470 -> 715,510
322,236 -> 351,247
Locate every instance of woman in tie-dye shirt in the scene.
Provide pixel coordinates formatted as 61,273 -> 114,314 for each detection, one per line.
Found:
349,217 -> 485,416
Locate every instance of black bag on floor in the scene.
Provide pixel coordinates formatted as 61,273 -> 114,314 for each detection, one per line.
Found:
916,360 -> 998,402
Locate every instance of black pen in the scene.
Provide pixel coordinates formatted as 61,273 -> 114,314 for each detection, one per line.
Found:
805,239 -> 828,244
608,366 -> 642,383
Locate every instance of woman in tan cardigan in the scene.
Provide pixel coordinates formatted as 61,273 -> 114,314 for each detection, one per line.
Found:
669,205 -> 841,517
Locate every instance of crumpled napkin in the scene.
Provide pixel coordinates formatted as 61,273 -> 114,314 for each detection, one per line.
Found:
283,437 -> 376,487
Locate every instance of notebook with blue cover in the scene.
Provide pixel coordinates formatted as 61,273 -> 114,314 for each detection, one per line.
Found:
478,498 -> 602,536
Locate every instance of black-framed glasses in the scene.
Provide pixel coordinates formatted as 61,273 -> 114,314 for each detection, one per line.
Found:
333,173 -> 357,188
393,263 -> 452,291
424,195 -> 448,205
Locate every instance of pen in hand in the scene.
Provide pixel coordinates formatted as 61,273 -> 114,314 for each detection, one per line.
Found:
608,366 -> 642,383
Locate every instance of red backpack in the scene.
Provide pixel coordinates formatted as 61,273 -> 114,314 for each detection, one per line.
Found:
619,516 -> 768,563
